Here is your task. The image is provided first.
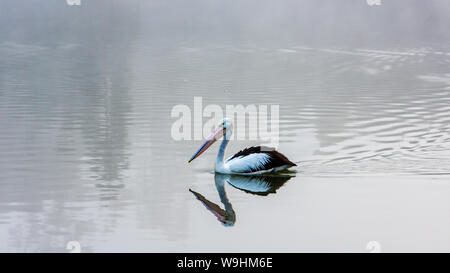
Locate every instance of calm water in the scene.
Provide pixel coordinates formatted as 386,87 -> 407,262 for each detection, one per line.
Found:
1,1 -> 450,252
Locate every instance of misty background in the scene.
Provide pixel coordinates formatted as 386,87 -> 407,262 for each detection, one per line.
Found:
1,0 -> 450,48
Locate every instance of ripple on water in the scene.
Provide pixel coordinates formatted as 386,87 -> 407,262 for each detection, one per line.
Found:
274,48 -> 450,175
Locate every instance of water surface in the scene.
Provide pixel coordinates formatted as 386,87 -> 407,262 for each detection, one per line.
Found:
0,0 -> 450,252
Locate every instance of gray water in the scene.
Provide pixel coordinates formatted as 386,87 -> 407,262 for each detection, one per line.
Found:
1,0 -> 450,252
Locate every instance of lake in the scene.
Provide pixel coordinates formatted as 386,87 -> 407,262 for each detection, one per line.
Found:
0,0 -> 449,252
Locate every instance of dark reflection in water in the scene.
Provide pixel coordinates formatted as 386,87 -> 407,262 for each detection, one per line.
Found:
190,174 -> 292,227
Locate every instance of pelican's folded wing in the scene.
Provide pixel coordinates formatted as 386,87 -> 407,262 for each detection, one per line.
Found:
226,146 -> 296,173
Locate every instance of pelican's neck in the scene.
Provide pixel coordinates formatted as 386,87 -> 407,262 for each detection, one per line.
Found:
215,137 -> 229,169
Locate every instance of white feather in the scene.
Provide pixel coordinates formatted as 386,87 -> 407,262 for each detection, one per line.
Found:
225,153 -> 272,173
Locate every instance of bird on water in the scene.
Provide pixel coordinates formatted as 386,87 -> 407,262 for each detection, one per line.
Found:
188,118 -> 297,175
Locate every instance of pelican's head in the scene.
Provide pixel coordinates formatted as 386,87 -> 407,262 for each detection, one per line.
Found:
188,118 -> 232,163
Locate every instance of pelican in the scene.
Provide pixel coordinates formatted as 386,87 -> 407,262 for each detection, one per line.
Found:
188,118 -> 297,174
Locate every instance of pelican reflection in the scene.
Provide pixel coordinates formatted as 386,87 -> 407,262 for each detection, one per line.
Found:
189,173 -> 293,227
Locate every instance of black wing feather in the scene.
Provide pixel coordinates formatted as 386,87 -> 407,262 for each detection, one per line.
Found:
227,146 -> 297,173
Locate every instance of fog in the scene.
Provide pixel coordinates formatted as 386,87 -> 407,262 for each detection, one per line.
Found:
1,0 -> 450,47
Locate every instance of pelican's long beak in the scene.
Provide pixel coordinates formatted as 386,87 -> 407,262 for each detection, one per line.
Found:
188,126 -> 224,163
